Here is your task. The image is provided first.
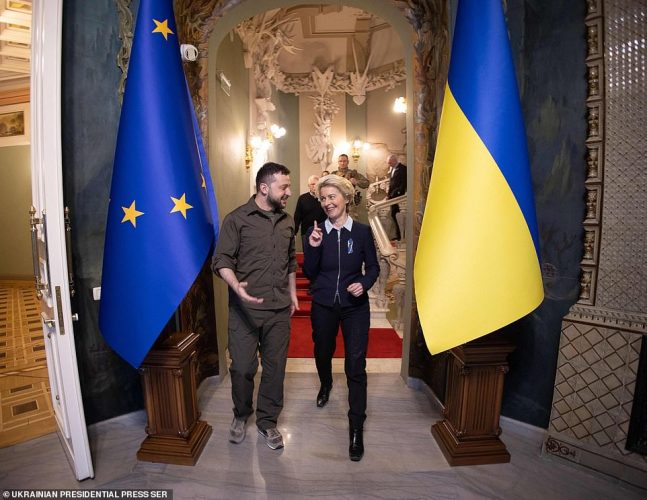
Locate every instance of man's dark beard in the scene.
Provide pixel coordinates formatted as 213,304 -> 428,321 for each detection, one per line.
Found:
268,193 -> 285,211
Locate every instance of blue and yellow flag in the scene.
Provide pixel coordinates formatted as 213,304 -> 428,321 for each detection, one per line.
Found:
414,0 -> 544,354
99,0 -> 217,368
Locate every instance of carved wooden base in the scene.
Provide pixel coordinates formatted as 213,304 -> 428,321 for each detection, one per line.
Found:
137,331 -> 212,465
137,419 -> 212,466
431,331 -> 515,466
432,420 -> 510,466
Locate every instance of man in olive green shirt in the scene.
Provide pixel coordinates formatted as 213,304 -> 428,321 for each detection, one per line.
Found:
331,153 -> 369,189
212,162 -> 299,450
331,153 -> 369,219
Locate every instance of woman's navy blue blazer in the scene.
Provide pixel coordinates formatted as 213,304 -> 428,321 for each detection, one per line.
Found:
303,221 -> 379,307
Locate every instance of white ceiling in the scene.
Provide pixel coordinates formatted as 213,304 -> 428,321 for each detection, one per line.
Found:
0,0 -> 31,90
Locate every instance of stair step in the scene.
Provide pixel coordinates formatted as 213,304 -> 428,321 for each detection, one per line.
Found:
294,301 -> 311,317
295,253 -> 312,318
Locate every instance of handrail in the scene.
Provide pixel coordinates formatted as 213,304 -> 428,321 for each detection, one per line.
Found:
368,194 -> 406,211
368,210 -> 398,258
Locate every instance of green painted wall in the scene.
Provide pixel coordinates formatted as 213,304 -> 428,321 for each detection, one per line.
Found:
274,89 -> 300,219
208,31 -> 250,375
0,145 -> 32,278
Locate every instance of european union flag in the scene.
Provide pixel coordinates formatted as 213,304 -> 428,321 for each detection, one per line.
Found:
414,0 -> 544,353
100,0 -> 217,368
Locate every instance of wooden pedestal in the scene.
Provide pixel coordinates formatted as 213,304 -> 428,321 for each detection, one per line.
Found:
431,332 -> 515,466
137,331 -> 212,465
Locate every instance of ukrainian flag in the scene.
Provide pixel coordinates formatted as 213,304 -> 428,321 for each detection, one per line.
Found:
99,0 -> 218,368
414,0 -> 544,354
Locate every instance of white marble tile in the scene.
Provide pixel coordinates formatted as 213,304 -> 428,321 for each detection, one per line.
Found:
1,372 -> 645,499
286,357 -> 402,373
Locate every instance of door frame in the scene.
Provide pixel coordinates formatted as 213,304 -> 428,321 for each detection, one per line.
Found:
30,0 -> 94,480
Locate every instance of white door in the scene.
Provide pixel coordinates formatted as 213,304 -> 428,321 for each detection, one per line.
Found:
29,0 -> 94,481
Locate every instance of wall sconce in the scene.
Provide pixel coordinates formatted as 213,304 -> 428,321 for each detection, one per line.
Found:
270,123 -> 286,139
350,138 -> 370,164
249,134 -> 272,166
393,96 -> 407,114
245,144 -> 253,170
351,138 -> 363,163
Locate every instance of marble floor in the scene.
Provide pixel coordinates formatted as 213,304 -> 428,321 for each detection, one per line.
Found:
0,363 -> 644,499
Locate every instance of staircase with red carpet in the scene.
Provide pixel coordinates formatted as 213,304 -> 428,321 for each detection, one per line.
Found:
293,252 -> 312,318
289,253 -> 402,358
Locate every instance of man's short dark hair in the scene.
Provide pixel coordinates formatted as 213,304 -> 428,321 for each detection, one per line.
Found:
338,154 -> 349,160
256,162 -> 290,192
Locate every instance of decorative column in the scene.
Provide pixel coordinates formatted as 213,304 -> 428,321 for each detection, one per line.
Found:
137,331 -> 212,465
431,331 -> 515,466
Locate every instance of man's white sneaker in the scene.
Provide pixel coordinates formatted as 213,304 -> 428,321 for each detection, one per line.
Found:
258,427 -> 284,449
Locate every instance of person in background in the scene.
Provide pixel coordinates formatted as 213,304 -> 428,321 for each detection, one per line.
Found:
212,162 -> 299,450
386,154 -> 407,241
294,175 -> 326,248
303,175 -> 379,462
331,154 -> 369,218
331,154 -> 369,189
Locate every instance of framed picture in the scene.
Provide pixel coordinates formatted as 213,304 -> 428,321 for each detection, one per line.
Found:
0,102 -> 30,147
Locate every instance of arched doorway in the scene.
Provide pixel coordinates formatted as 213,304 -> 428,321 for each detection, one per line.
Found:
175,0 -> 449,379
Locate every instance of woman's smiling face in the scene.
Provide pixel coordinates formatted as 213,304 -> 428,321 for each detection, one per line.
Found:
319,185 -> 347,223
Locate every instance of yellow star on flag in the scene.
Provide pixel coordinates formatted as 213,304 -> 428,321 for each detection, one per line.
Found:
121,201 -> 144,228
152,19 -> 174,40
170,193 -> 193,219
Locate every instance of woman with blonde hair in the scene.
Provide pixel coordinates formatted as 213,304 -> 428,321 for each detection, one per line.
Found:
303,174 -> 379,461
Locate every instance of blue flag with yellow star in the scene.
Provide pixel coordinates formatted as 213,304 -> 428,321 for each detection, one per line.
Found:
99,0 -> 216,368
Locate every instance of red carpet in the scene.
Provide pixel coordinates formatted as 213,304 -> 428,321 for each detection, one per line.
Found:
288,317 -> 402,358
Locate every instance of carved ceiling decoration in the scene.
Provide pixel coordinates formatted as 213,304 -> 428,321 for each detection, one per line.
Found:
234,7 -> 406,100
228,6 -> 407,168
0,0 -> 31,87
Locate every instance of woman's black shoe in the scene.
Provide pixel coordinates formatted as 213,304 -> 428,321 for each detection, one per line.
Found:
349,428 -> 364,461
316,385 -> 332,407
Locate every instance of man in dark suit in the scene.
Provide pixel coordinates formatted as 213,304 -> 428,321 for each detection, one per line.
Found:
386,154 -> 407,240
294,174 -> 327,248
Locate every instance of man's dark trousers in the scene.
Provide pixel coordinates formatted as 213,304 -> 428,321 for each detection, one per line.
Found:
228,302 -> 291,431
